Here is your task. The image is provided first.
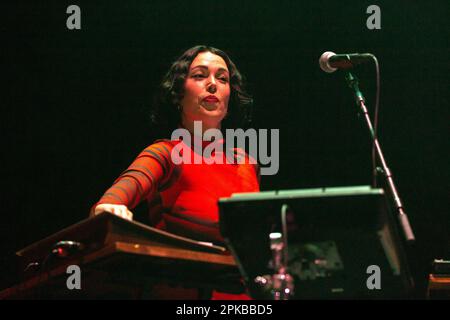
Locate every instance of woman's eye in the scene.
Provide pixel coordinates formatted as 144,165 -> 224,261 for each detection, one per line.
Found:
191,74 -> 228,82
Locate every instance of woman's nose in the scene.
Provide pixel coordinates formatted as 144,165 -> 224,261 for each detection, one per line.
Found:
207,83 -> 217,93
206,77 -> 217,93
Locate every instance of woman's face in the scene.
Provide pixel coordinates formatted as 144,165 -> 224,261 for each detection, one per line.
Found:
180,51 -> 230,131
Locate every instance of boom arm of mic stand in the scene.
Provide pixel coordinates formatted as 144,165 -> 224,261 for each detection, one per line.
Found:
344,72 -> 415,243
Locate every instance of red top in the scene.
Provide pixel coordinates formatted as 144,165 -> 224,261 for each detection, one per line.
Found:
94,136 -> 260,243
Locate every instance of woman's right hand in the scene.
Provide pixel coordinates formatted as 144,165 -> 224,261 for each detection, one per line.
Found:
93,204 -> 133,221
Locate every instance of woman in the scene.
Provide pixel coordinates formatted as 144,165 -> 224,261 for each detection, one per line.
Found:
92,45 -> 260,299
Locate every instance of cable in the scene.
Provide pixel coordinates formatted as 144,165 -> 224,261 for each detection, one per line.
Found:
370,54 -> 381,187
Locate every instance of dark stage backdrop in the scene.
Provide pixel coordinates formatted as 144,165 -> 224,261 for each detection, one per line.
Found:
2,1 -> 448,296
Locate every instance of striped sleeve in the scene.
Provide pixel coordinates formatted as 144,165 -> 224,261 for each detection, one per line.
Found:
94,141 -> 175,210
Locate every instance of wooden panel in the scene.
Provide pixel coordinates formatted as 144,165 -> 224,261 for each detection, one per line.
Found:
0,241 -> 240,299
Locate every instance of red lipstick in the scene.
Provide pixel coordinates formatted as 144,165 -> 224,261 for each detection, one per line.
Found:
203,95 -> 219,102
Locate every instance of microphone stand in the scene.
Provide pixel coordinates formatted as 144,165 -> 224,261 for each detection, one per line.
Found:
344,72 -> 415,243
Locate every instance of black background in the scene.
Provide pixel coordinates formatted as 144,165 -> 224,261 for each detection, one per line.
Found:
2,0 -> 449,297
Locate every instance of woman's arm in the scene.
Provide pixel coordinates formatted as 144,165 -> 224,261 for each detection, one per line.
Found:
91,141 -> 175,219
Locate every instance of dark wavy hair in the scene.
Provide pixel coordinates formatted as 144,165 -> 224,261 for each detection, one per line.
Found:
150,45 -> 254,137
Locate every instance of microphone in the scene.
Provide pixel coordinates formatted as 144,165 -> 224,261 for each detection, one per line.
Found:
319,51 -> 373,73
